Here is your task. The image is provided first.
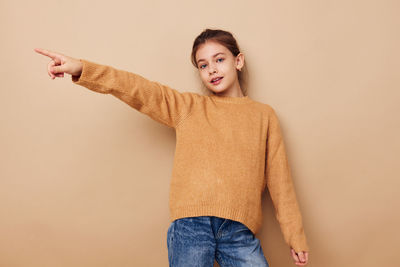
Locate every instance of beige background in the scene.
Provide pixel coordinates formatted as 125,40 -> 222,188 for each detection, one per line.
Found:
1,0 -> 399,266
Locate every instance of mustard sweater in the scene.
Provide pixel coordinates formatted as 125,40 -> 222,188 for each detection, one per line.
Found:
71,59 -> 310,253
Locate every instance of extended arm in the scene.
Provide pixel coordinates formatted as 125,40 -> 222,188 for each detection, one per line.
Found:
34,48 -> 197,129
71,59 -> 197,128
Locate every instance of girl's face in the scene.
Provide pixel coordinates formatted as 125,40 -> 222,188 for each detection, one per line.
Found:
195,41 -> 244,97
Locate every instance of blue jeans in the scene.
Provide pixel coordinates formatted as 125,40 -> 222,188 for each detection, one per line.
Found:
167,216 -> 269,267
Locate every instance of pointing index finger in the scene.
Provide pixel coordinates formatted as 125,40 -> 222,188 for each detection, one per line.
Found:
34,48 -> 60,59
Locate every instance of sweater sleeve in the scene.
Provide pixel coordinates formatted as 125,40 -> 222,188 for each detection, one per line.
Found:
71,59 -> 197,128
265,108 -> 310,253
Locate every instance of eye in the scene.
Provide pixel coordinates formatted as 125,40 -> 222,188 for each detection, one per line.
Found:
199,64 -> 207,69
217,58 -> 224,62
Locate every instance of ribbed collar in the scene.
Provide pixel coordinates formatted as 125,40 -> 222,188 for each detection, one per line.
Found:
208,94 -> 253,104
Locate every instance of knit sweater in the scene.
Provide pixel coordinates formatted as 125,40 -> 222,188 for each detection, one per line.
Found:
71,59 -> 310,253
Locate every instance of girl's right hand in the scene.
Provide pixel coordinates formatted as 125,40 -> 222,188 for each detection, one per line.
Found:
34,48 -> 83,80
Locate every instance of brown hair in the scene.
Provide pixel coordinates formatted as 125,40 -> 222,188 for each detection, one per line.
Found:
191,28 -> 247,95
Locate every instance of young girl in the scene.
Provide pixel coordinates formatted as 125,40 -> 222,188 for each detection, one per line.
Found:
35,28 -> 309,267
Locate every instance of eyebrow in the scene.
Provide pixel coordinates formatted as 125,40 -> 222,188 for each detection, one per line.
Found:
197,52 -> 226,65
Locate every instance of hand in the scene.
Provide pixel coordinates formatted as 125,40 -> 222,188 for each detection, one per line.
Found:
34,48 -> 83,80
290,247 -> 309,266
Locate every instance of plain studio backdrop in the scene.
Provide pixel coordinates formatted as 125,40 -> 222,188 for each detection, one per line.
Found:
1,0 -> 399,266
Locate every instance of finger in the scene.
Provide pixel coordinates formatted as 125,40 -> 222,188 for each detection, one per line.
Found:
48,60 -> 56,79
291,249 -> 308,266
51,65 -> 66,74
35,48 -> 56,58
291,248 -> 299,261
298,252 -> 306,263
298,252 -> 308,265
34,48 -> 62,62
48,60 -> 55,78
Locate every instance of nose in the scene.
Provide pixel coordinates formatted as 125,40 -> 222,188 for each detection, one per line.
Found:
208,62 -> 217,74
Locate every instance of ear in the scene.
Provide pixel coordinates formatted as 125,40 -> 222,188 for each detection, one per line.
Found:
235,53 -> 245,71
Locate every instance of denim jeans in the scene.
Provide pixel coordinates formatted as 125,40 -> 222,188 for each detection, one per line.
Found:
167,216 -> 269,267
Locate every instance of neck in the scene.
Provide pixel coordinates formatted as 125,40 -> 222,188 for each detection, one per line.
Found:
209,94 -> 252,104
211,79 -> 244,98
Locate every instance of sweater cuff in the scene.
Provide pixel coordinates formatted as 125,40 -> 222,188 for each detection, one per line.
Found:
71,59 -> 84,83
71,59 -> 95,85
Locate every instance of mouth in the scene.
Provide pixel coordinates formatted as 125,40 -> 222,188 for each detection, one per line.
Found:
210,77 -> 223,85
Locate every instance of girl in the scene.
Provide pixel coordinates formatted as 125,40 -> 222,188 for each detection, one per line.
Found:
35,28 -> 309,267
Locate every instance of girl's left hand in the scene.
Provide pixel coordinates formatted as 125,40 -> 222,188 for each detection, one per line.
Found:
290,247 -> 309,266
